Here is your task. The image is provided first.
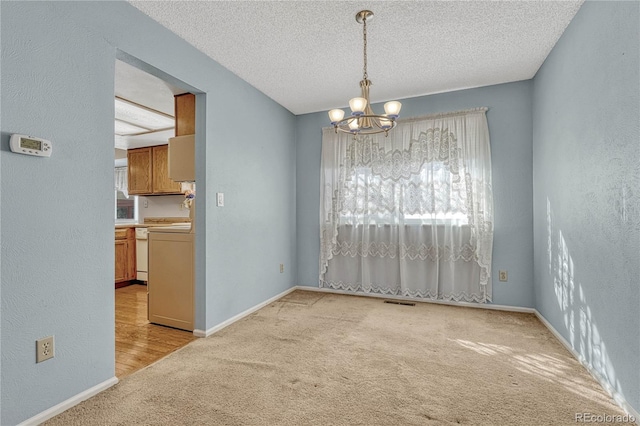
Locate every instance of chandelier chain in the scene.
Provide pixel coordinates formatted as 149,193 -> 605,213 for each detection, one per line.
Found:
328,10 -> 401,137
362,15 -> 368,80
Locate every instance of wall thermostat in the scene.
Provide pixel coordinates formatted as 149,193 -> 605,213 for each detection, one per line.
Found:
10,134 -> 52,157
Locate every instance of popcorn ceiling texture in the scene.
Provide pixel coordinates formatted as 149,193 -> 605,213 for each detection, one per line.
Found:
130,0 -> 583,114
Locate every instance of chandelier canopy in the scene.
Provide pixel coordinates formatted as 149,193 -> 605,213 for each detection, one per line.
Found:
328,10 -> 402,137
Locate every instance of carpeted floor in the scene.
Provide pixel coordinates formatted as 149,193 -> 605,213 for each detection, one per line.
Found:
46,290 -> 628,425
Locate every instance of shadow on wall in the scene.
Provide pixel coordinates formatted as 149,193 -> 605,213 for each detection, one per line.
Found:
546,197 -> 622,402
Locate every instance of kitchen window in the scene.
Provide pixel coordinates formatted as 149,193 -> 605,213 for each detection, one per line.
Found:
115,166 -> 138,222
116,190 -> 138,221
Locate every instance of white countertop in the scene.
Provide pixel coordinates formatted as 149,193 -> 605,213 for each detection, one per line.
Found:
147,223 -> 193,233
115,222 -> 191,229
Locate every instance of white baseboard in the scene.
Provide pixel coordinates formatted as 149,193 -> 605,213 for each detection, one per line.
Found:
534,310 -> 639,424
293,285 -> 536,313
194,285 -> 535,338
193,286 -> 297,338
18,376 -> 118,426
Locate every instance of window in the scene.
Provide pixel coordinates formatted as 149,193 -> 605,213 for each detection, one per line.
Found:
115,166 -> 137,222
337,163 -> 469,225
116,190 -> 137,221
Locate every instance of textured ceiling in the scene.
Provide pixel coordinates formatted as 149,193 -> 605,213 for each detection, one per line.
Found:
129,1 -> 583,115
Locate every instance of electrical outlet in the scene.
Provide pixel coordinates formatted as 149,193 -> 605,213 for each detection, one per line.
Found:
143,199 -> 148,208
36,336 -> 54,363
217,192 -> 224,207
499,270 -> 508,282
280,263 -> 284,273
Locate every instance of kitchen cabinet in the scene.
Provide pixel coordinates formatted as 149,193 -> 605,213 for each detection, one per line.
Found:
127,145 -> 181,195
169,135 -> 195,182
152,145 -> 182,193
127,147 -> 152,195
115,228 -> 136,287
174,93 -> 195,136
148,230 -> 194,331
169,93 -> 196,182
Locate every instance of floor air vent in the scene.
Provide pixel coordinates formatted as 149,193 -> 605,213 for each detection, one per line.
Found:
384,300 -> 416,306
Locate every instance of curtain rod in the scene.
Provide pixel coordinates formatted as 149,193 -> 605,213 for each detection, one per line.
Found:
397,107 -> 488,123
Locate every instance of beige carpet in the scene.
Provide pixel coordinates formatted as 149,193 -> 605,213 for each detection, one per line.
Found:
46,290 -> 628,425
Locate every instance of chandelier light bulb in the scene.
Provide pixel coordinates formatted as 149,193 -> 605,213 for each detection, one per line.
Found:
380,115 -> 392,129
384,101 -> 402,118
348,118 -> 360,131
328,109 -> 345,124
349,97 -> 367,116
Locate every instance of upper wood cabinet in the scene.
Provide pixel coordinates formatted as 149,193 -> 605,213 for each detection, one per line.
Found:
152,145 -> 182,193
128,145 -> 181,196
175,93 -> 195,136
169,93 -> 196,182
127,147 -> 152,195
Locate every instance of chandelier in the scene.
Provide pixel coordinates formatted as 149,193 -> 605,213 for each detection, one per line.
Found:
328,10 -> 402,136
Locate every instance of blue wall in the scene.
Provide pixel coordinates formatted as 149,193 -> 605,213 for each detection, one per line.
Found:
0,2 -> 296,424
296,81 -> 534,308
2,0 -> 638,423
532,0 -> 639,414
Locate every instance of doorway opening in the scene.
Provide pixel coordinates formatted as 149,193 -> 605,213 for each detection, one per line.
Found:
113,57 -> 199,378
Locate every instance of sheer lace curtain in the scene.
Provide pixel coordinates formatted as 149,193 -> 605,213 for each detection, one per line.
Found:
115,167 -> 128,198
319,108 -> 494,302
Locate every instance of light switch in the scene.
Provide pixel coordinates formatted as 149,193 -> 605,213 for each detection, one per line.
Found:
217,192 -> 224,207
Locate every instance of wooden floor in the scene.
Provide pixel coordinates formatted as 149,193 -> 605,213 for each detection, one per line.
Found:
116,284 -> 196,378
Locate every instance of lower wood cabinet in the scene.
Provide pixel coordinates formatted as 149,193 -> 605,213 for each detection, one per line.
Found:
115,228 -> 136,287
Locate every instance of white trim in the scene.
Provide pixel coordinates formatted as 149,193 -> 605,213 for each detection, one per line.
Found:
294,285 -> 535,313
18,376 -> 118,426
193,286 -> 297,338
534,310 -> 639,424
